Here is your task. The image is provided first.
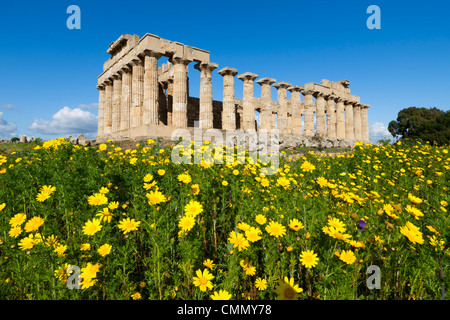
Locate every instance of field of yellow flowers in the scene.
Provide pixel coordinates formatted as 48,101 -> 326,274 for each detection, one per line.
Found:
0,137 -> 448,300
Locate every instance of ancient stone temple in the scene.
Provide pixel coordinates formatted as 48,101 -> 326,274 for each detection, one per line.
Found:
96,33 -> 370,144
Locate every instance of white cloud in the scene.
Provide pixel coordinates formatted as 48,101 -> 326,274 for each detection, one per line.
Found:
369,122 -> 394,143
0,112 -> 17,138
0,104 -> 18,110
28,106 -> 98,137
78,102 -> 98,110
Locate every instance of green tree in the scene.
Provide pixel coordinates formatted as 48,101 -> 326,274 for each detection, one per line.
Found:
388,107 -> 450,145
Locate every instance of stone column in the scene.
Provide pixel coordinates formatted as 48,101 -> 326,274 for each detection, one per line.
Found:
335,97 -> 346,139
302,89 -> 315,137
171,57 -> 192,127
315,92 -> 326,137
353,103 -> 362,141
195,62 -> 218,129
103,80 -> 113,135
130,58 -> 144,128
325,94 -> 336,138
256,77 -> 276,131
97,84 -> 105,137
237,72 -> 259,131
167,79 -> 174,126
287,85 -> 303,135
143,50 -> 162,125
120,65 -> 132,131
345,101 -> 354,141
361,104 -> 370,143
218,67 -> 238,130
273,81 -> 292,135
112,73 -> 122,133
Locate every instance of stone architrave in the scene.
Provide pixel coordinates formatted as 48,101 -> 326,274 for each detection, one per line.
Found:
218,67 -> 238,130
143,50 -> 163,125
237,72 -> 259,131
96,84 -> 105,136
345,101 -> 354,140
195,62 -> 219,129
353,103 -> 362,141
315,92 -> 326,137
256,77 -> 276,131
130,58 -> 144,128
112,73 -> 122,133
325,94 -> 336,138
171,57 -> 192,127
302,89 -> 315,137
273,81 -> 292,135
120,65 -> 132,131
335,97 -> 346,139
287,85 -> 303,135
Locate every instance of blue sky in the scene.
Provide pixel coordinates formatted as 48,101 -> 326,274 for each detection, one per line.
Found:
1,0 -> 449,142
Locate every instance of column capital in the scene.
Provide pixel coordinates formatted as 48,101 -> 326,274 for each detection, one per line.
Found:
130,57 -> 144,67
334,96 -> 347,103
300,88 -> 315,96
344,99 -> 357,106
287,85 -> 304,92
141,49 -> 163,59
237,72 -> 259,82
256,77 -> 276,86
360,103 -> 371,109
96,84 -> 105,90
323,92 -> 336,100
111,73 -> 122,80
194,61 -> 219,72
170,56 -> 192,65
273,81 -> 292,89
313,91 -> 328,99
121,64 -> 132,73
218,66 -> 238,77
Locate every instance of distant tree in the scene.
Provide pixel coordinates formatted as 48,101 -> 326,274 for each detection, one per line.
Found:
10,137 -> 19,143
388,107 -> 450,145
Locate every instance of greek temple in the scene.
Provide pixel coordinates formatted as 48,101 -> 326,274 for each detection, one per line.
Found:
96,33 -> 370,143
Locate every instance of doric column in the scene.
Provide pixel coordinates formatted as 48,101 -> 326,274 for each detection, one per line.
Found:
218,67 -> 238,130
256,77 -> 276,131
345,101 -> 354,140
335,97 -> 346,139
273,81 -> 292,135
97,84 -> 105,137
287,85 -> 303,135
112,73 -> 122,133
314,92 -> 326,137
120,65 -> 132,131
195,62 -> 218,129
353,103 -> 362,141
302,89 -> 315,137
237,72 -> 259,131
361,104 -> 370,143
171,57 -> 192,127
130,58 -> 144,128
167,79 -> 174,126
143,51 -> 162,125
103,80 -> 113,135
325,94 -> 336,138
